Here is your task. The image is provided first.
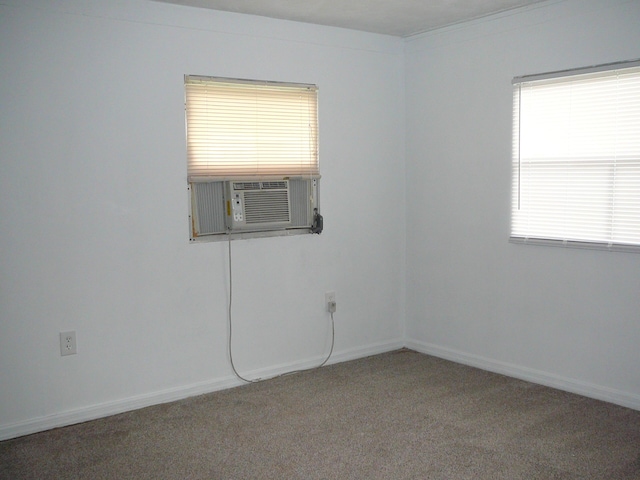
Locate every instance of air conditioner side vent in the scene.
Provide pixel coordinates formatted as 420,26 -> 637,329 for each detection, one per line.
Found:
191,181 -> 225,237
289,179 -> 311,227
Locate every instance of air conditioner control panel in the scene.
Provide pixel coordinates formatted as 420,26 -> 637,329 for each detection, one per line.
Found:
231,194 -> 243,222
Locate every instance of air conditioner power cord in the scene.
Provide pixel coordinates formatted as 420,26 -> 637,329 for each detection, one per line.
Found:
226,230 -> 334,384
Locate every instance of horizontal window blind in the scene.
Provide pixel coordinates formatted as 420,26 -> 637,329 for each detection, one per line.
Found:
185,76 -> 318,179
511,62 -> 640,251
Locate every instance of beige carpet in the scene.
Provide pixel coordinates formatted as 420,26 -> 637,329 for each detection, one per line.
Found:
2,349 -> 639,479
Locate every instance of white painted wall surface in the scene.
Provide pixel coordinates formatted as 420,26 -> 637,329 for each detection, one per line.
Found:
0,0 -> 406,439
405,0 -> 640,408
3,0 -> 640,441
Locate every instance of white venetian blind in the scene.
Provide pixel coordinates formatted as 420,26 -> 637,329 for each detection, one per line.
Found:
511,62 -> 640,251
185,76 -> 318,179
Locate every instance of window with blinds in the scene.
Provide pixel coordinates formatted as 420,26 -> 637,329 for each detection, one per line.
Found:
511,61 -> 640,252
184,76 -> 321,241
185,76 -> 319,180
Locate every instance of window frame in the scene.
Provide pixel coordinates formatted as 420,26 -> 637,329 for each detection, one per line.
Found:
184,75 -> 321,242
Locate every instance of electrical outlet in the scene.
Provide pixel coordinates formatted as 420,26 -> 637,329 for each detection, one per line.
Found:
60,331 -> 77,356
325,291 -> 336,313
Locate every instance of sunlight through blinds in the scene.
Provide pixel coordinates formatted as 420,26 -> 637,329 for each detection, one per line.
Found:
185,76 -> 319,179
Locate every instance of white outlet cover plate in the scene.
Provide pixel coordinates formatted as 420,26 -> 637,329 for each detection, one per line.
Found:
60,331 -> 77,356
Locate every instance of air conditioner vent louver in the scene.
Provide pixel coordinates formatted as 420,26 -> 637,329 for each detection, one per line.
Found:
233,182 -> 261,190
261,181 -> 287,189
244,190 -> 290,224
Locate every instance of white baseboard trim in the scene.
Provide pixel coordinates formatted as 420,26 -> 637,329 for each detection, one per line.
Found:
405,339 -> 640,411
0,339 -> 404,441
223,338 -> 404,383
0,376 -> 239,442
322,338 -> 405,366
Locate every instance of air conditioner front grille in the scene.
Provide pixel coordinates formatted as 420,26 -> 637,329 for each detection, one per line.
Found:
244,190 -> 290,224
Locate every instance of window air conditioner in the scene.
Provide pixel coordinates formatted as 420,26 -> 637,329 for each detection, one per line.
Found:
226,180 -> 292,231
189,178 -> 319,239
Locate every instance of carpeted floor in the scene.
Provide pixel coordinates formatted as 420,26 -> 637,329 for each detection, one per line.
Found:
2,349 -> 639,479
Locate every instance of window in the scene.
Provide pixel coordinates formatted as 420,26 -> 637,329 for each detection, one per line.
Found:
184,76 -> 320,241
511,61 -> 640,252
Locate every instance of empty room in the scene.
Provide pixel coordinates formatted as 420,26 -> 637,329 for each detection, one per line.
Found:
1,0 -> 639,478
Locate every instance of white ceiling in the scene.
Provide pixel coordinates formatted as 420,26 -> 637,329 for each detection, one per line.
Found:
155,0 -> 549,37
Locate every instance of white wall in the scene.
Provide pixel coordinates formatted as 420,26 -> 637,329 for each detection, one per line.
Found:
405,0 -> 640,408
3,0 -> 640,442
0,0 -> 406,439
